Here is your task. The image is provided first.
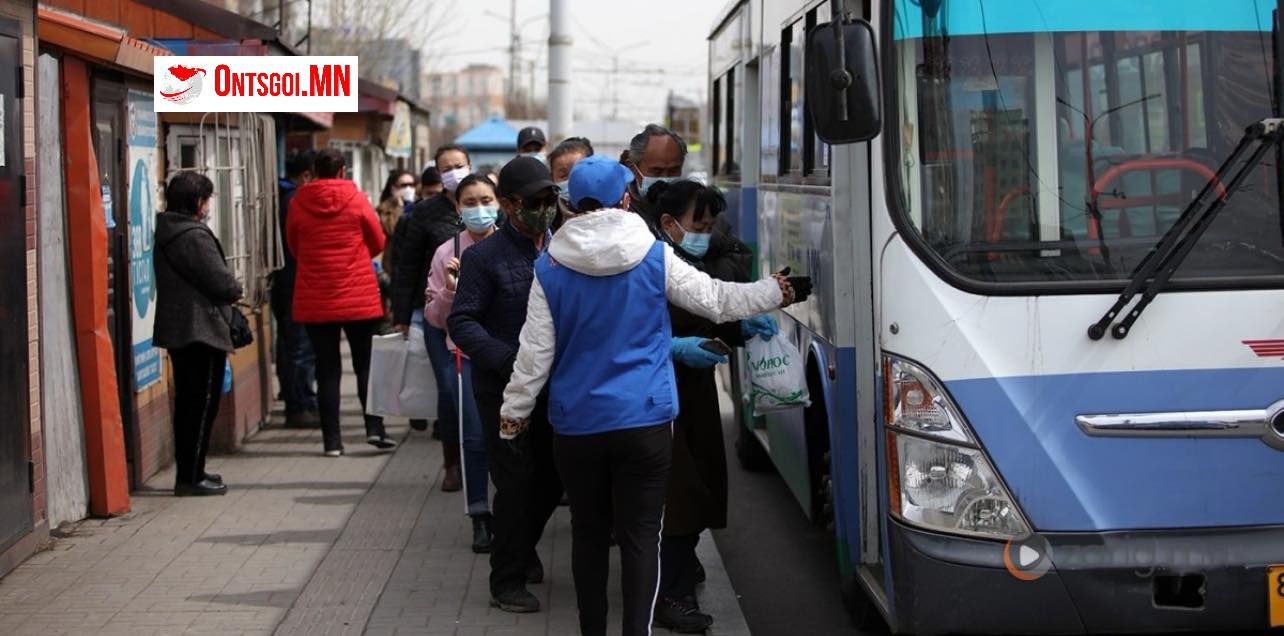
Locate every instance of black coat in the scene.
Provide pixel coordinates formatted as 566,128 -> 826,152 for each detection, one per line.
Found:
390,192 -> 462,324
153,212 -> 244,352
447,220 -> 548,397
664,230 -> 752,536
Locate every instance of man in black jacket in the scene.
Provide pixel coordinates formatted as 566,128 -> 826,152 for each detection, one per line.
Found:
390,144 -> 470,488
271,151 -> 319,427
448,157 -> 563,614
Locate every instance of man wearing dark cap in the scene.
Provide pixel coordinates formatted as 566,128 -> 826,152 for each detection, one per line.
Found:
447,156 -> 563,614
516,126 -> 547,162
418,165 -> 443,200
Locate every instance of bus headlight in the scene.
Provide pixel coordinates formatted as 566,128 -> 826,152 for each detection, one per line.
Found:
888,431 -> 1030,539
883,353 -> 1031,539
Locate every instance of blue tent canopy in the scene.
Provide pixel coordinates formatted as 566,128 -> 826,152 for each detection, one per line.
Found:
454,116 -> 518,152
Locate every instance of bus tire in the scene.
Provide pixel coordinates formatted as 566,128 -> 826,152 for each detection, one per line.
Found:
735,422 -> 773,472
805,359 -> 834,528
841,571 -> 889,632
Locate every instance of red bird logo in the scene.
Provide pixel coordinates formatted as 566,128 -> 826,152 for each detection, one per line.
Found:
159,65 -> 206,104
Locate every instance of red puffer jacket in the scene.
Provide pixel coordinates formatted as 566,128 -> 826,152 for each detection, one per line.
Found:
286,178 -> 385,323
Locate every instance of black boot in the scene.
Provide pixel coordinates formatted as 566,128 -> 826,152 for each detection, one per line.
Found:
652,596 -> 712,633
204,473 -> 223,485
471,514 -> 494,553
490,587 -> 540,613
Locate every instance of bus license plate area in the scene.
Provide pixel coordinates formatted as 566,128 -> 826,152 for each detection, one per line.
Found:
1270,565 -> 1284,627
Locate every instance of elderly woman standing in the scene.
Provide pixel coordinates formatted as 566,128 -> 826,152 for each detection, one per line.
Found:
154,171 -> 244,497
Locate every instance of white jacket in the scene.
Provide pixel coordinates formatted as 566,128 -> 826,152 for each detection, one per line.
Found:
500,209 -> 783,422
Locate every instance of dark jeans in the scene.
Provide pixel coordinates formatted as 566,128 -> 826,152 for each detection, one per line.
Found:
270,280 -> 316,414
421,320 -> 458,442
477,387 -> 562,595
554,422 -> 673,636
659,533 -> 701,600
443,356 -> 489,514
305,319 -> 385,451
169,343 -> 227,485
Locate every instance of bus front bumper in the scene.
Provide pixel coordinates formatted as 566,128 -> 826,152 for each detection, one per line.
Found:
887,518 -> 1284,635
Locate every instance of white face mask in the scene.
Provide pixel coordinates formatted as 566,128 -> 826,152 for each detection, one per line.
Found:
398,186 -> 416,204
441,166 -> 471,193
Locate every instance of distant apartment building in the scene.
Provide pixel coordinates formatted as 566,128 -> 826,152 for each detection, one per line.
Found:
423,64 -> 505,135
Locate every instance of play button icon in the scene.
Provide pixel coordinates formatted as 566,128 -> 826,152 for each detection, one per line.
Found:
1003,534 -> 1053,581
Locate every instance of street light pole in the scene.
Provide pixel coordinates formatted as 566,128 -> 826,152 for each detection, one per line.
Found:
548,0 -> 573,140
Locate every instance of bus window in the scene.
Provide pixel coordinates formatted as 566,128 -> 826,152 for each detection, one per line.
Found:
780,19 -> 806,176
712,76 -> 723,175
725,66 -> 739,178
805,3 -> 832,179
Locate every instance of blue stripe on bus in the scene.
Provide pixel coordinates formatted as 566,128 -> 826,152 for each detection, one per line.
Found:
893,0 -> 1275,40
945,366 -> 1284,531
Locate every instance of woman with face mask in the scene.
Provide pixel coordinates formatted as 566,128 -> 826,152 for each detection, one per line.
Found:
377,170 -> 417,327
424,174 -> 498,553
645,179 -> 780,633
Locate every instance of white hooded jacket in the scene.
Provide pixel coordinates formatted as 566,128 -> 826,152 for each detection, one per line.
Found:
500,209 -> 783,423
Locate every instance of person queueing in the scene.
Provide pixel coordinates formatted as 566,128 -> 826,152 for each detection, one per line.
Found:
272,151 -> 319,427
390,164 -> 443,434
424,174 -> 498,553
448,157 -> 564,614
376,170 -> 418,332
287,148 -> 395,456
154,171 -> 243,496
392,145 -> 471,488
499,155 -> 811,636
646,180 -> 779,632
548,137 -> 594,232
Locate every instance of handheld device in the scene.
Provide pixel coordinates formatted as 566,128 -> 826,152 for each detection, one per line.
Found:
698,338 -> 733,356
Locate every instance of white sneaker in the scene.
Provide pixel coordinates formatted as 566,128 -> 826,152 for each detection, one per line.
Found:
324,449 -> 343,457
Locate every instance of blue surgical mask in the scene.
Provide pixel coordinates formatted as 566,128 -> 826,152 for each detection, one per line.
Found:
461,204 -> 499,232
521,151 -> 546,163
669,228 -> 711,259
556,179 -> 570,202
640,175 -> 678,196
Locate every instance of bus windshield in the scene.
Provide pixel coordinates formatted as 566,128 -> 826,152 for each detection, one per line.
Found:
890,0 -> 1284,286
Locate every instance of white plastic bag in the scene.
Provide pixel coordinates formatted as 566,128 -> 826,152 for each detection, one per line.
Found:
366,327 -> 438,419
746,335 -> 811,416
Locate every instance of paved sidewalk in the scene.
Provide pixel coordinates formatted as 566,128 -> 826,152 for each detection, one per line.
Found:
0,370 -> 750,635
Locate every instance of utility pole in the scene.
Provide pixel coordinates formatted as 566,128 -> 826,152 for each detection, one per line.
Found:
508,0 -> 519,107
548,0 -> 573,140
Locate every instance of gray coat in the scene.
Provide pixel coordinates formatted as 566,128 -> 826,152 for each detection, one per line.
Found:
153,211 -> 244,352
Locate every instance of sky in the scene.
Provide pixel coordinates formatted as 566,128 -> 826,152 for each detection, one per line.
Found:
420,0 -> 726,123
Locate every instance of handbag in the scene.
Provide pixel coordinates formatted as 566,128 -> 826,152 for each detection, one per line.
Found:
162,226 -> 254,349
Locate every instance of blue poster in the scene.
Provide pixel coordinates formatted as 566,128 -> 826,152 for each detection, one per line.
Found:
127,90 -> 161,390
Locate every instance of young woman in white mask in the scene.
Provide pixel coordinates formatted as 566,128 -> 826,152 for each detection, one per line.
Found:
424,173 -> 498,553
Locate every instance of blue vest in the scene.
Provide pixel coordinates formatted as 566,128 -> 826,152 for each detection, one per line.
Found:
536,240 -> 677,435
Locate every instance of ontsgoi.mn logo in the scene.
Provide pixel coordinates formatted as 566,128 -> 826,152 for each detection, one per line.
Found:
1002,534 -> 1053,581
159,65 -> 206,105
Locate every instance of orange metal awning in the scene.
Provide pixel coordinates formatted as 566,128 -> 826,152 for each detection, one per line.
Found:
38,8 -> 170,75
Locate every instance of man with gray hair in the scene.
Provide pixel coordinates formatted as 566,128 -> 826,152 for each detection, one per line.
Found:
625,123 -> 687,223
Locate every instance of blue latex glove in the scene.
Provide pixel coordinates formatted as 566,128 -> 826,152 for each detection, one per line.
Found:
671,336 -> 727,368
742,314 -> 779,341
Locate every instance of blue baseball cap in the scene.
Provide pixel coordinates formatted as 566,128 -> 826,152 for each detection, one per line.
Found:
567,155 -> 633,210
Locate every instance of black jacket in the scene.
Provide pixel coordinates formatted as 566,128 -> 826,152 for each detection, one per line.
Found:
665,229 -> 751,536
153,212 -> 244,352
447,219 -> 547,396
391,192 -> 462,324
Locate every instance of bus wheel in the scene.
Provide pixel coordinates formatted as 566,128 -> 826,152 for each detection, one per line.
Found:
735,422 -> 773,472
805,360 -> 833,528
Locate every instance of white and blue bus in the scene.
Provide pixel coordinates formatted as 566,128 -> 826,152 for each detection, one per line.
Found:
709,0 -> 1284,632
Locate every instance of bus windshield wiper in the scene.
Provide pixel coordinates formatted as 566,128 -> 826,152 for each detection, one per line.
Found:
1087,118 -> 1284,341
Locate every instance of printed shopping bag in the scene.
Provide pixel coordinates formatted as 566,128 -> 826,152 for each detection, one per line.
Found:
746,334 -> 811,416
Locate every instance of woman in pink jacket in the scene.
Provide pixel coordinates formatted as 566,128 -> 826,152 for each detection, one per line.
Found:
424,174 -> 497,552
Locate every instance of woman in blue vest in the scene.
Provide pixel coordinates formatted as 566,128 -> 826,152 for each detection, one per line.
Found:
500,155 -> 811,636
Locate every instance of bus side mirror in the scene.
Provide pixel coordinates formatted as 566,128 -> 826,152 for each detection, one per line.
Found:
806,18 -> 881,144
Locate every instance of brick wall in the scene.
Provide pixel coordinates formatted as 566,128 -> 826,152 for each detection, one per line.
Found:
2,0 -> 44,529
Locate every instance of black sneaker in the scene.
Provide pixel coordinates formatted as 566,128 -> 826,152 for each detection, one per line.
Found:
366,435 -> 397,450
204,472 -> 223,485
490,588 -> 540,613
471,514 -> 494,553
526,557 -> 544,584
652,596 -> 712,633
